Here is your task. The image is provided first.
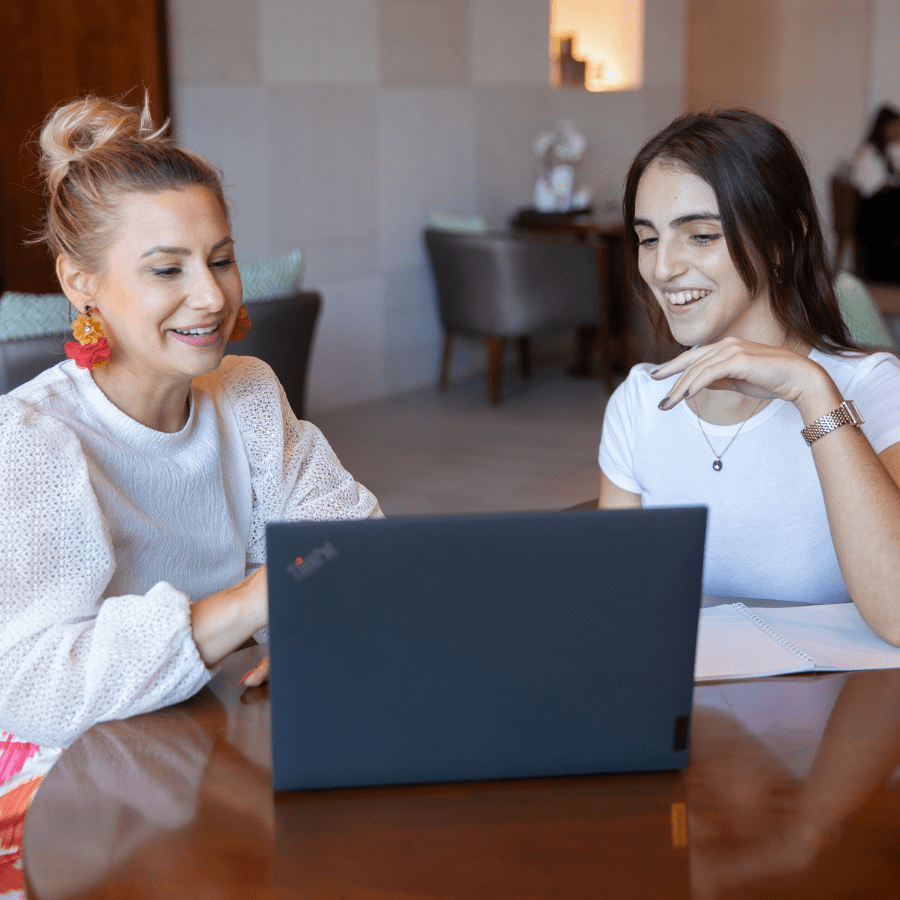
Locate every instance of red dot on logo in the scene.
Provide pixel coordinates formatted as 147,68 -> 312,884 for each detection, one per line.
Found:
295,557 -> 303,565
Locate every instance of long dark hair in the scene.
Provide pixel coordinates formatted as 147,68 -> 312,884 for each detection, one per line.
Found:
865,104 -> 900,164
622,109 -> 858,354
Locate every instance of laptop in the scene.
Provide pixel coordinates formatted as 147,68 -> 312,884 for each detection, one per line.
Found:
266,507 -> 707,791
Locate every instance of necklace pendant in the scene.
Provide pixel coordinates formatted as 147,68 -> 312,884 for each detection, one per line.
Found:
712,459 -> 723,471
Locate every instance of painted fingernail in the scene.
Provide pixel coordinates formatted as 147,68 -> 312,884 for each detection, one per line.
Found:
658,396 -> 670,409
682,389 -> 690,399
650,368 -> 660,376
239,670 -> 254,685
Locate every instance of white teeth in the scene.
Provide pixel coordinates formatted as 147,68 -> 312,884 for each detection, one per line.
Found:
174,325 -> 217,335
664,289 -> 711,306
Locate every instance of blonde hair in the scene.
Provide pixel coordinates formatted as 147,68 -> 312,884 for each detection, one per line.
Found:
38,94 -> 229,273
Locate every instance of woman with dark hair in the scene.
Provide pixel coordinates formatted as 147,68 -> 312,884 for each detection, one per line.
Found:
598,109 -> 900,643
850,104 -> 900,282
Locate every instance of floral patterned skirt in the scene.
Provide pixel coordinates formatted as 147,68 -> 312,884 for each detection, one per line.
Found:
1,734 -> 62,900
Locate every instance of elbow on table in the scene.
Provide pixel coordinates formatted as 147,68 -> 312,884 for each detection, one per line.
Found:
854,598 -> 900,647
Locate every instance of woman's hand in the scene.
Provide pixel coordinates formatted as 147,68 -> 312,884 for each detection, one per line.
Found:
190,565 -> 269,668
240,654 -> 270,688
651,336 -> 838,417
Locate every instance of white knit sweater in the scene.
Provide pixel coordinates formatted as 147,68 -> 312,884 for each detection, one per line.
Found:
0,356 -> 380,753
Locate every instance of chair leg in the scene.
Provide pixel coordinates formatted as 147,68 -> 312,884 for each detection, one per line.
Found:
517,337 -> 531,379
570,326 -> 596,377
593,321 -> 616,394
438,333 -> 454,391
486,337 -> 505,405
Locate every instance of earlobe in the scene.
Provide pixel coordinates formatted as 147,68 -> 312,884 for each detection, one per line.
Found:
56,256 -> 97,313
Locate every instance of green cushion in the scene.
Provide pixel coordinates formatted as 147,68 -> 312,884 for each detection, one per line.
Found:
0,249 -> 305,339
835,272 -> 897,349
426,211 -> 489,233
238,249 -> 303,302
0,292 -> 72,340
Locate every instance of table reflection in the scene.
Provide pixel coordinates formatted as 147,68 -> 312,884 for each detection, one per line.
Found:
689,670 -> 900,898
21,649 -> 900,900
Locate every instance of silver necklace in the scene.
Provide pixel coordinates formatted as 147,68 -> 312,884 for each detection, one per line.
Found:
693,335 -> 802,472
694,398 -> 765,470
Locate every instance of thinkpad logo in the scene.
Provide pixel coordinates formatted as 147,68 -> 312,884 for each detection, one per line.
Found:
286,542 -> 338,582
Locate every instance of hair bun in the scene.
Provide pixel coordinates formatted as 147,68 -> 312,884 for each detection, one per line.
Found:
39,94 -> 165,195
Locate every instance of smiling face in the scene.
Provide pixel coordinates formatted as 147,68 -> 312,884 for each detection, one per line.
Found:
633,160 -> 781,348
83,185 -> 242,389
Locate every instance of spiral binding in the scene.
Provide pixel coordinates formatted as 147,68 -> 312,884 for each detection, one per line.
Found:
732,603 -> 816,666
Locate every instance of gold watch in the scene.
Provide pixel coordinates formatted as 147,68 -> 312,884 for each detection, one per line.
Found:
801,400 -> 864,446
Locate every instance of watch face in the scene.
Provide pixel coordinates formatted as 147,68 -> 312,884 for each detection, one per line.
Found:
844,400 -> 864,426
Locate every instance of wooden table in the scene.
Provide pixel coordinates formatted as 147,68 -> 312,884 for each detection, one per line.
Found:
23,644 -> 900,899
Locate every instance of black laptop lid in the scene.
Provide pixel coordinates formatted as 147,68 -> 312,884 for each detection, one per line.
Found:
266,507 -> 707,791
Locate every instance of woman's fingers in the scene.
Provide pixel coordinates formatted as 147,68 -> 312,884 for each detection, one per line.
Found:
656,339 -> 805,410
240,654 -> 270,688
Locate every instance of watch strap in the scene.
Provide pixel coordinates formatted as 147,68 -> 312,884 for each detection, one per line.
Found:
801,400 -> 864,446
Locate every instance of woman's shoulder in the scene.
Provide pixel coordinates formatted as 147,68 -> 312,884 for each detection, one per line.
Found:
812,347 -> 900,382
204,354 -> 279,391
0,388 -> 86,476
609,361 -> 668,405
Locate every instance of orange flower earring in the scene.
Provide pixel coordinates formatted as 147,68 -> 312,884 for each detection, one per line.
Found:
229,305 -> 252,341
65,307 -> 111,370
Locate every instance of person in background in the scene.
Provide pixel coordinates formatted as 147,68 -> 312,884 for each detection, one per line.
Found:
599,109 -> 900,643
0,94 -> 381,887
849,104 -> 900,283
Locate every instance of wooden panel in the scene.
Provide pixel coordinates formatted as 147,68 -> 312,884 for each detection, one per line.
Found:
0,0 -> 169,293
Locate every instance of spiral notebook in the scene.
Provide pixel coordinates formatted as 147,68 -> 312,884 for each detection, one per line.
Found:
695,602 -> 900,681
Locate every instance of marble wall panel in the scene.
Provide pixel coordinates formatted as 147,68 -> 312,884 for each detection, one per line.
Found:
169,0 -> 261,83
307,276 -> 389,413
473,87 -> 556,225
870,0 -> 900,109
378,0 -> 470,86
260,0 -> 379,84
376,87 -> 478,270
381,265 -> 445,392
264,85 -> 379,283
470,0 -> 550,86
643,0 -> 685,91
174,84 -> 271,259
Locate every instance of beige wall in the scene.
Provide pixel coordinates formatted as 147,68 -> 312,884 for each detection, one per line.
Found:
686,0 -> 877,235
169,0 -> 685,413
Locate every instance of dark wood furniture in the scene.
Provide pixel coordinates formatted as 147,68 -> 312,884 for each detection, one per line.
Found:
424,228 -> 611,404
0,0 -> 170,294
23,644 -> 900,899
510,208 -> 637,376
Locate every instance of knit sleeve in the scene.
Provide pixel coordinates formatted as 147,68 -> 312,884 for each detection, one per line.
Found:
217,356 -> 382,575
0,398 -> 211,748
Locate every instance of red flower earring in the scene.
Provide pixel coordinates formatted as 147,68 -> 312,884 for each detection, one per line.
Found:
229,305 -> 252,341
65,307 -> 111,370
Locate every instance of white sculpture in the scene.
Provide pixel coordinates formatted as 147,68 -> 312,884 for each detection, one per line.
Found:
532,120 -> 591,213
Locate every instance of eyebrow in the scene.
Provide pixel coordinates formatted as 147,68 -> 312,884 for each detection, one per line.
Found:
141,236 -> 234,258
633,212 -> 721,230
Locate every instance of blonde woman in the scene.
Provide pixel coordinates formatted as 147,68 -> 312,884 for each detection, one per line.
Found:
0,95 -> 380,868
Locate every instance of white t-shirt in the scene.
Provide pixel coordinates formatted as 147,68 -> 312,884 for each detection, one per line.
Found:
599,349 -> 900,604
0,355 -> 381,752
850,143 -> 900,198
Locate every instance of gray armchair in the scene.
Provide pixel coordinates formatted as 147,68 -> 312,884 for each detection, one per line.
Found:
424,227 -> 608,403
224,290 -> 321,419
1,290 -> 321,419
0,331 -> 68,393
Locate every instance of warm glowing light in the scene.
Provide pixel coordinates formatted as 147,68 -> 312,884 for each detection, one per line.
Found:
551,0 -> 644,92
